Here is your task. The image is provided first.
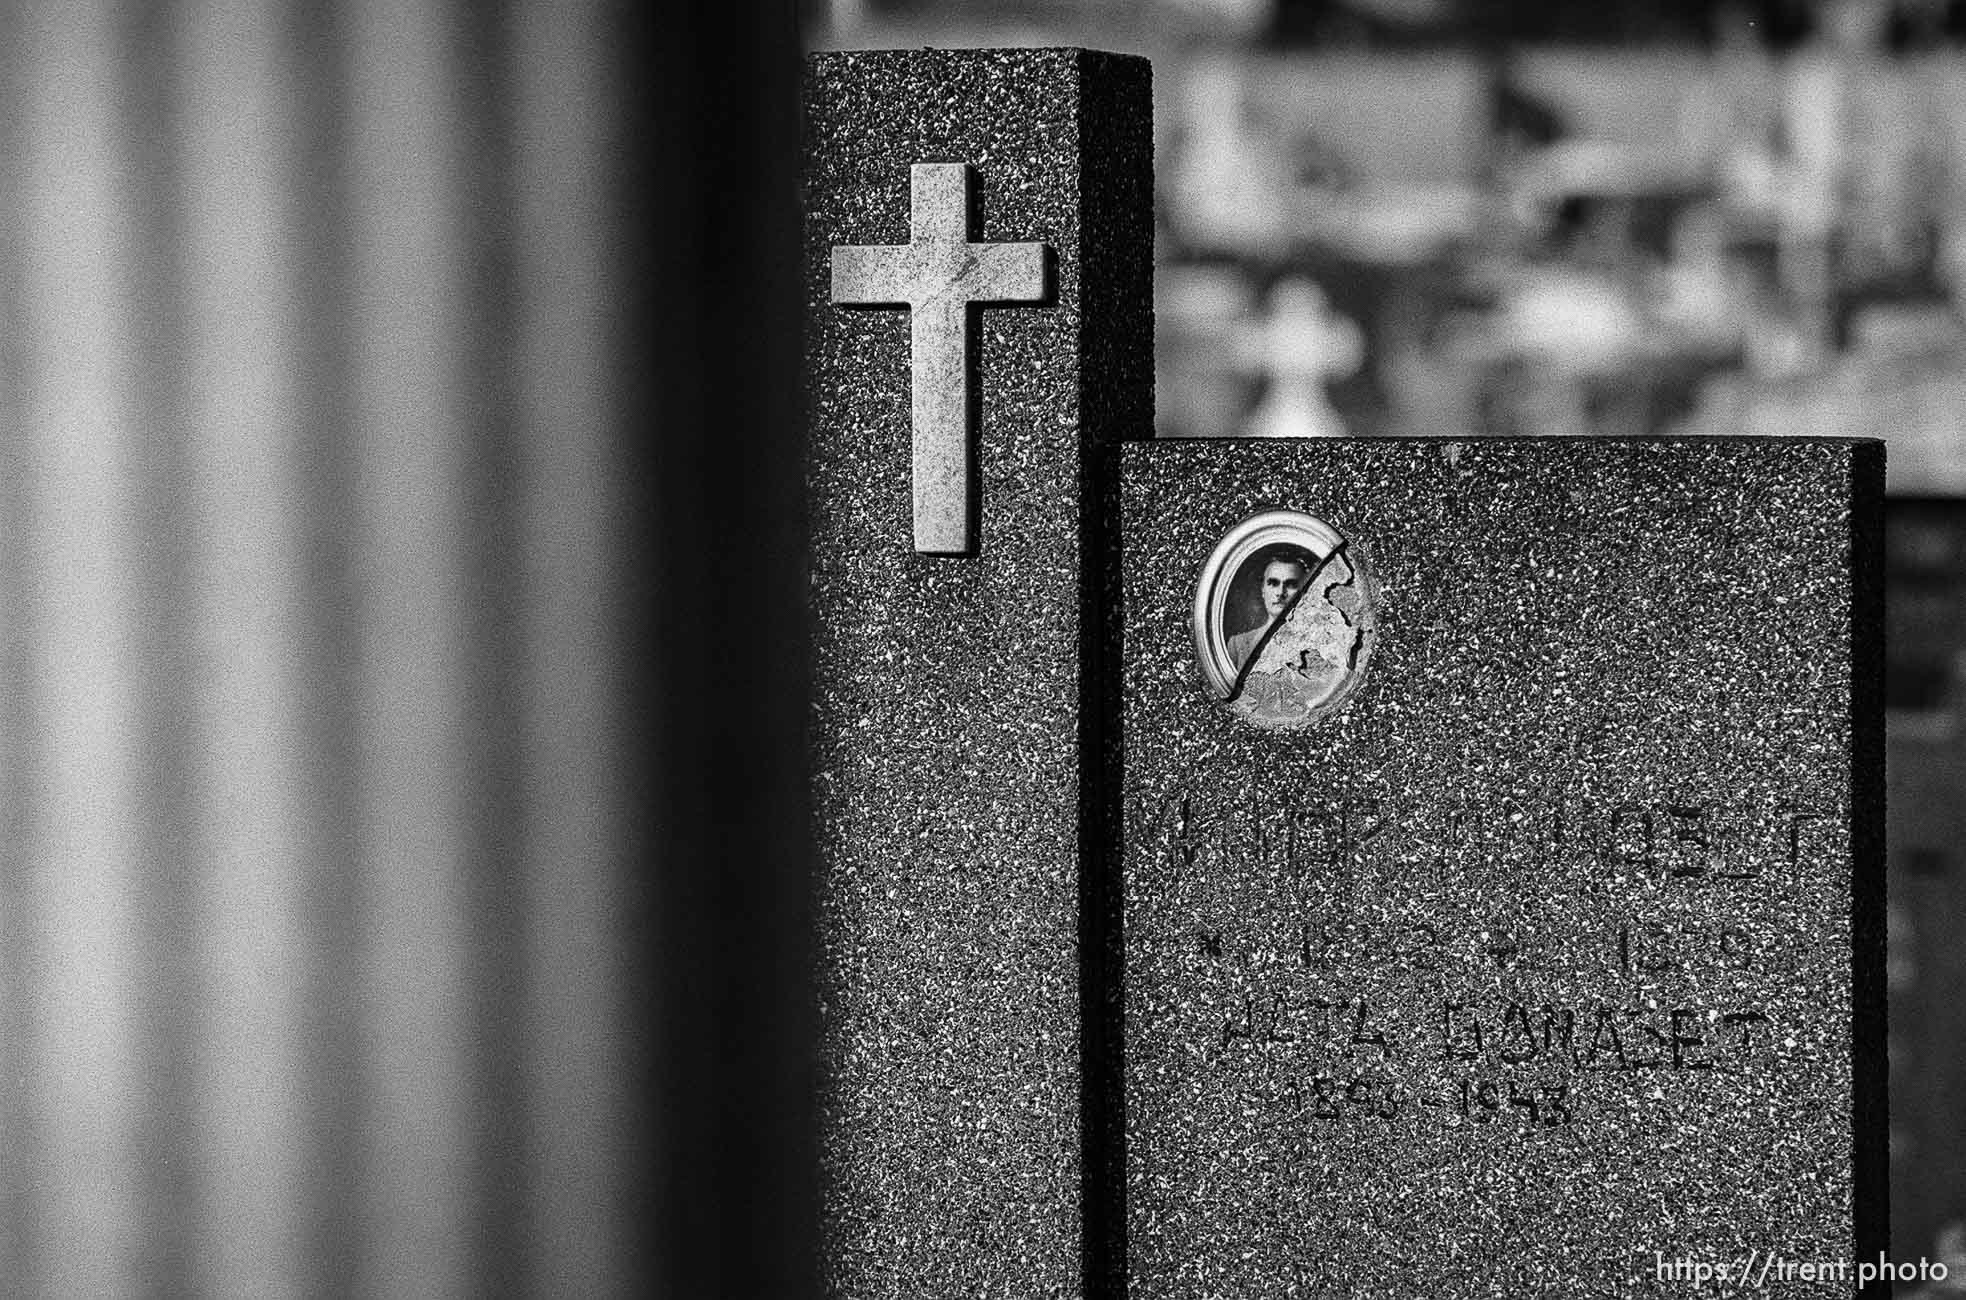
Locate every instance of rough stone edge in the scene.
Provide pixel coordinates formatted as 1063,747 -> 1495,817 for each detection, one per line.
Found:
1073,47 -> 1152,1300
1848,439 -> 1890,1294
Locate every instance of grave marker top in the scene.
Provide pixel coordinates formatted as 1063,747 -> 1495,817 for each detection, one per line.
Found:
806,47 -> 1151,1299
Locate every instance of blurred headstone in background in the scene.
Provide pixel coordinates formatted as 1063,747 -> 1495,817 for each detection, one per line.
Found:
1236,275 -> 1362,437
1887,500 -> 1966,1266
1157,264 -> 1260,440
1165,58 -> 1296,261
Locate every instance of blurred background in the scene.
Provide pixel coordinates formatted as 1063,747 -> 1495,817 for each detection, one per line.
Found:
806,0 -> 1966,1284
0,2 -> 808,1296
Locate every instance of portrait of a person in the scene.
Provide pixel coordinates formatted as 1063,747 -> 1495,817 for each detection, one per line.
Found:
1227,545 -> 1315,669
1193,510 -> 1376,729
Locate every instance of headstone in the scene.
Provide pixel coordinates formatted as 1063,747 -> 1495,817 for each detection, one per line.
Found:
807,44 -> 1888,1300
804,47 -> 1151,1297
1117,437 -> 1886,1297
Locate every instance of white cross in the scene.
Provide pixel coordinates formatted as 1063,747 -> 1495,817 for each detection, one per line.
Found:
1239,277 -> 1363,440
832,162 -> 1049,554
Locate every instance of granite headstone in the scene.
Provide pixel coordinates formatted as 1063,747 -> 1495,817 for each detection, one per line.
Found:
807,44 -> 1886,1300
1117,437 -> 1886,1297
805,48 -> 1150,1298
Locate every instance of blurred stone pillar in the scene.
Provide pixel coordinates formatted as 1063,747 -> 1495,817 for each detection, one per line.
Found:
616,6 -> 815,1299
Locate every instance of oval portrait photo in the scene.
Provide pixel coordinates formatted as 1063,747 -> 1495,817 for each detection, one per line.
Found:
1192,510 -> 1378,729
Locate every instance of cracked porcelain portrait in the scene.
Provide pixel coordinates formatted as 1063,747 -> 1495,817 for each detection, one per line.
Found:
1193,509 -> 1378,729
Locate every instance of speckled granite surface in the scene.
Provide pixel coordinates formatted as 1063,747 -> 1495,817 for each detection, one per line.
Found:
805,48 -> 1150,1299
1117,438 -> 1886,1298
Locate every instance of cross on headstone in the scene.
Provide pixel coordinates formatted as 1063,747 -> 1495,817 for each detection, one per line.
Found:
831,161 -> 1049,553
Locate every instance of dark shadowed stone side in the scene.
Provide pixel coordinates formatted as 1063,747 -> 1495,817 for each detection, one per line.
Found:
804,49 -> 1150,1300
1116,438 -> 1885,1299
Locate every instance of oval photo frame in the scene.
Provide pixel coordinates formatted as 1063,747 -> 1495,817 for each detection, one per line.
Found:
1192,509 -> 1376,729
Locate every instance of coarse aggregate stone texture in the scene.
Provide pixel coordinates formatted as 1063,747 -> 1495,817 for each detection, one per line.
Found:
805,47 -> 1150,1300
1116,437 -> 1886,1299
